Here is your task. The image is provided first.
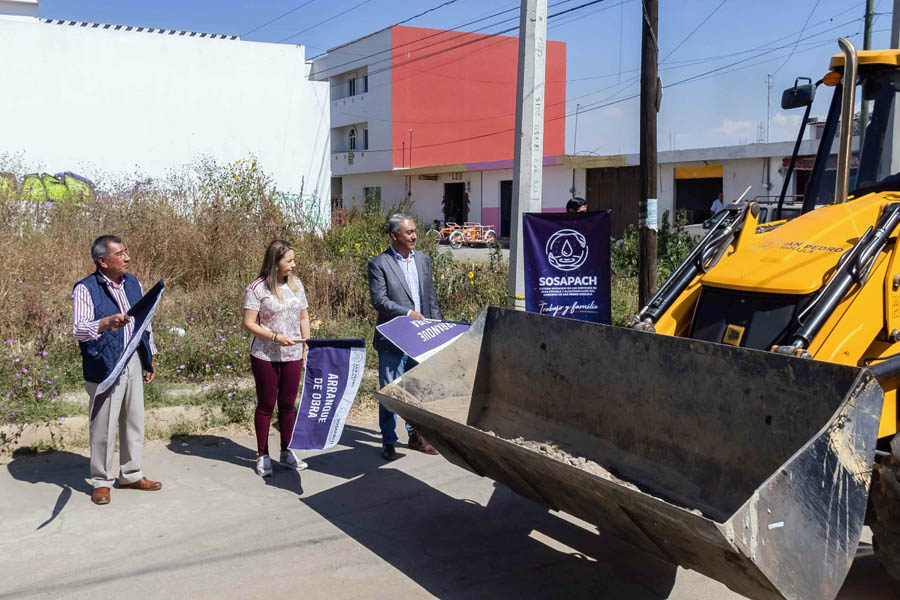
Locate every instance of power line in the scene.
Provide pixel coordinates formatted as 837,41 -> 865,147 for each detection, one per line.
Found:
279,0 -> 377,43
772,0 -> 822,75
241,0 -> 319,37
328,15 -> 858,127
660,0 -> 728,64
344,22 -> 859,155
394,0 -> 460,26
319,0 -> 601,98
308,3 -> 522,76
312,0 -> 589,79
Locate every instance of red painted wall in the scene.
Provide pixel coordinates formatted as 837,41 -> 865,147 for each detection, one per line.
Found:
390,25 -> 566,169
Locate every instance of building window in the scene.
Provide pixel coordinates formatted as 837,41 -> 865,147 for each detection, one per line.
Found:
363,128 -> 369,150
349,128 -> 357,151
348,77 -> 356,97
364,186 -> 381,211
362,75 -> 368,93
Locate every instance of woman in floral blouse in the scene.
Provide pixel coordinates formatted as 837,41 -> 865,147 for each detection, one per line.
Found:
242,239 -> 311,477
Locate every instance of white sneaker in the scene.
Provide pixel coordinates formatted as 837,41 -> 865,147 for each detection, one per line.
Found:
256,455 -> 272,477
280,450 -> 308,471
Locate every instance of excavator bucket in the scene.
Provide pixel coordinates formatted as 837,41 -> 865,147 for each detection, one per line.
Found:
375,306 -> 884,600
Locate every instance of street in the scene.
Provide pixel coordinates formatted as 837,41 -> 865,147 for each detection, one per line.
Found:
0,423 -> 895,600
437,244 -> 509,264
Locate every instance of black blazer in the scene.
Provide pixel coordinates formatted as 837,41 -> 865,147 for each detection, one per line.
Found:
367,249 -> 442,351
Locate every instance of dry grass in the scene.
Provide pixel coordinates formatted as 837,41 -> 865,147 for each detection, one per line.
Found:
0,158 -> 509,424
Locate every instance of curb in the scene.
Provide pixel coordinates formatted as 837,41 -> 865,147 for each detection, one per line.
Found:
0,404 -> 226,463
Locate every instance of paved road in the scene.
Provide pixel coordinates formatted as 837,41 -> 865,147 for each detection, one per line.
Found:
0,424 -> 895,599
438,244 -> 508,264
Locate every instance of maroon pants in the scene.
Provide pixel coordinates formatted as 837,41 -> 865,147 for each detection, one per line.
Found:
250,356 -> 302,457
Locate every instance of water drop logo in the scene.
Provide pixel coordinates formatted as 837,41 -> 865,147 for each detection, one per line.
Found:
545,229 -> 588,271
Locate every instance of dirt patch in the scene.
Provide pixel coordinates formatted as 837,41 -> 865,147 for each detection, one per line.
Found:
502,435 -> 641,492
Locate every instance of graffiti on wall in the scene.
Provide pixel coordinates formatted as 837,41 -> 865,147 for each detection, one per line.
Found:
0,172 -> 94,203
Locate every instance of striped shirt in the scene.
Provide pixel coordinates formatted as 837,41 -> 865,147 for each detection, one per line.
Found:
389,246 -> 421,314
72,272 -> 157,354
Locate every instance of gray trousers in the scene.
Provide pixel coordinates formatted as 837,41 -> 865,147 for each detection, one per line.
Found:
85,354 -> 145,489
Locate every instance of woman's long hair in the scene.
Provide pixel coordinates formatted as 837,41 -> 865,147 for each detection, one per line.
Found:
258,239 -> 299,301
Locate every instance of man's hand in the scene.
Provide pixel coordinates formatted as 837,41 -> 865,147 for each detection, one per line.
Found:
144,371 -> 155,383
408,311 -> 425,320
99,313 -> 130,332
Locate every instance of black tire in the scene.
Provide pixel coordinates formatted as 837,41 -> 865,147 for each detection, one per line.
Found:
870,451 -> 900,588
484,231 -> 498,247
449,231 -> 464,250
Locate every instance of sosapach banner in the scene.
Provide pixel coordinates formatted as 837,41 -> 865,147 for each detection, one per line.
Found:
523,211 -> 611,324
375,316 -> 470,362
288,339 -> 366,451
95,279 -> 164,397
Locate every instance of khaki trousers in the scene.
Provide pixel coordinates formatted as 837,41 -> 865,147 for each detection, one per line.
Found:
85,354 -> 145,489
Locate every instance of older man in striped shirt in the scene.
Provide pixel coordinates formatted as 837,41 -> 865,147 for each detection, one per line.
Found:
73,235 -> 160,505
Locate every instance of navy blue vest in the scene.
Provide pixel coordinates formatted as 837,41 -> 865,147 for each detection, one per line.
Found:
76,271 -> 153,383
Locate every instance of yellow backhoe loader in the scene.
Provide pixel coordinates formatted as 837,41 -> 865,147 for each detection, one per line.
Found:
375,38 -> 900,600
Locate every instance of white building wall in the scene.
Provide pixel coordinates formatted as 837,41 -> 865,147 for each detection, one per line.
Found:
0,18 -> 330,205
658,157 -> 790,224
310,29 -> 394,176
482,166 -> 578,212
340,172 -> 407,211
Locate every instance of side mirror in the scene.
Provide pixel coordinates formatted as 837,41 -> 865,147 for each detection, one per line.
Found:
782,77 -> 815,109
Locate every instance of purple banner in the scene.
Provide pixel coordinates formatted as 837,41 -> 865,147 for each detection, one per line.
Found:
95,279 -> 164,397
288,339 -> 366,451
523,212 -> 611,323
376,316 -> 470,362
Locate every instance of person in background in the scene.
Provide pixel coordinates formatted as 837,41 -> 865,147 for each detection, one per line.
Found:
242,239 -> 311,477
367,213 -> 442,461
566,197 -> 588,213
73,235 -> 160,506
710,192 -> 724,215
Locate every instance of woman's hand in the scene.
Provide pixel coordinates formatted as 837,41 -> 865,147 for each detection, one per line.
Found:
272,334 -> 297,347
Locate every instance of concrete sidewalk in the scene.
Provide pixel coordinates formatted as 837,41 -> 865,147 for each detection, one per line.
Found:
0,424 -> 894,599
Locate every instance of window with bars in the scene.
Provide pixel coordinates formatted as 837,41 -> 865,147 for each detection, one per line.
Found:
364,186 -> 381,211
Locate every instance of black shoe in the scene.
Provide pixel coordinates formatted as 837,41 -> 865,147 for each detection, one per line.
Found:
381,444 -> 400,461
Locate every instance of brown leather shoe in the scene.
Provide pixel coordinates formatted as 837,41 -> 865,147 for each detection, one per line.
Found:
408,432 -> 439,455
91,487 -> 110,505
121,477 -> 162,491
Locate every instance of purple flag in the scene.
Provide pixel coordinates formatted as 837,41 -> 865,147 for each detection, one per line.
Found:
288,338 -> 366,451
376,316 -> 470,362
95,279 -> 164,397
523,212 -> 611,323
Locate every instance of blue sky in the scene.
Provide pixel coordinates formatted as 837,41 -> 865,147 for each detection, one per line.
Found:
41,0 -> 894,154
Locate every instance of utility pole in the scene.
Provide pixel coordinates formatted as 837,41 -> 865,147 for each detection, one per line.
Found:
893,0 -> 900,47
860,0 -> 875,151
571,103 -> 580,199
766,73 -> 773,143
508,0 -> 547,310
638,0 -> 659,306
573,103 -> 580,155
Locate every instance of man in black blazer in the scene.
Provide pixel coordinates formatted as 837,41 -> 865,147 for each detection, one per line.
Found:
368,213 -> 442,460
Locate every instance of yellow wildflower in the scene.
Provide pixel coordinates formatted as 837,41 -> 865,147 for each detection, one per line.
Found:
340,247 -> 345,253
355,242 -> 361,248
468,271 -> 474,279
